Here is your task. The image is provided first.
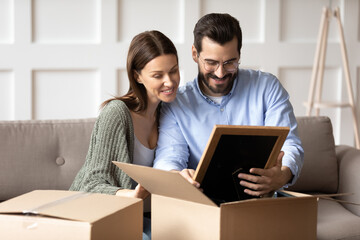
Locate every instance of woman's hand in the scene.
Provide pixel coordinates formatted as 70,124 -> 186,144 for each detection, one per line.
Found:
116,184 -> 150,199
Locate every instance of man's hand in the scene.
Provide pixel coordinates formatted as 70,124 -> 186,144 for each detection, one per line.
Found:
178,169 -> 201,188
237,151 -> 293,197
116,184 -> 150,199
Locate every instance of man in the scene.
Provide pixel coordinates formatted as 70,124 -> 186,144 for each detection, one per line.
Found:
153,13 -> 303,197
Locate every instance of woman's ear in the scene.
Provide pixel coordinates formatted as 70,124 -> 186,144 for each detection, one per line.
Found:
192,45 -> 198,63
133,70 -> 142,84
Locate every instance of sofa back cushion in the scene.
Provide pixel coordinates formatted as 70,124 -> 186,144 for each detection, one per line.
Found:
0,119 -> 95,201
288,116 -> 338,193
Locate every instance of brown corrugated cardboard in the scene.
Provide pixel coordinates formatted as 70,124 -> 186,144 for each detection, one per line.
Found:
114,162 -> 317,240
0,190 -> 143,240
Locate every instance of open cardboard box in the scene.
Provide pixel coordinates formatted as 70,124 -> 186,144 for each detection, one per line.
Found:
114,162 -> 317,240
0,190 -> 142,240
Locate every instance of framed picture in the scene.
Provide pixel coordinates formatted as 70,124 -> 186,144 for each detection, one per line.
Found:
193,125 -> 289,205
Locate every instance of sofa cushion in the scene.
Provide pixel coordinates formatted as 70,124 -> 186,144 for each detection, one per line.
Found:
0,119 -> 95,201
317,199 -> 360,240
336,145 -> 360,217
288,116 -> 338,193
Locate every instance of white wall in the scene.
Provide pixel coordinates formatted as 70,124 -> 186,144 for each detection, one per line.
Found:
0,0 -> 359,147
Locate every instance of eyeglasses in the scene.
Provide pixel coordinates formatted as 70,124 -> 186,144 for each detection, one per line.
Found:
198,54 -> 239,73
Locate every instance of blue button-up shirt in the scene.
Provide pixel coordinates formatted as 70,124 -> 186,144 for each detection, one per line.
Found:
153,68 -> 304,185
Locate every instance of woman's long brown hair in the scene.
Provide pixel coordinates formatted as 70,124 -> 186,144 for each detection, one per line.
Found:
101,30 -> 178,119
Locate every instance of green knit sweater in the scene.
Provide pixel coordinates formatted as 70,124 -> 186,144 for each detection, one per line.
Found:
70,100 -> 134,195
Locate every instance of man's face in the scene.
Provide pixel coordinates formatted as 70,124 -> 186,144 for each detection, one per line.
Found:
193,36 -> 240,97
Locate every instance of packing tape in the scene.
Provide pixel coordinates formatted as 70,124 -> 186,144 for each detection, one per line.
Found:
22,192 -> 91,215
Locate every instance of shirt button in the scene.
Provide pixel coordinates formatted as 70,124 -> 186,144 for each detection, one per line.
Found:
220,108 -> 224,112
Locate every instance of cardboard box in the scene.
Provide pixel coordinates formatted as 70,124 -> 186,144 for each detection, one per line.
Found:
114,162 -> 318,240
0,190 -> 143,240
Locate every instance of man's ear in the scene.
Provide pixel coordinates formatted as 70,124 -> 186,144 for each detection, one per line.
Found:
191,45 -> 198,63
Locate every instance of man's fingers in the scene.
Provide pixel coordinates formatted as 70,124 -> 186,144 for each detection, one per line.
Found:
248,168 -> 265,177
244,188 -> 268,197
238,172 -> 260,183
179,169 -> 200,188
240,180 -> 272,197
236,152 -> 286,197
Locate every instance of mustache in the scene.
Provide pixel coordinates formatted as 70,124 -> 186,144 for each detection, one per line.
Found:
207,73 -> 232,80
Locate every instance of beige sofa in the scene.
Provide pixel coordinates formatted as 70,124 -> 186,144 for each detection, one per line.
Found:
0,118 -> 96,201
289,116 -> 360,240
0,116 -> 359,239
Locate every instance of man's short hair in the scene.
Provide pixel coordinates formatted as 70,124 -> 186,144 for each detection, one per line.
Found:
193,13 -> 242,55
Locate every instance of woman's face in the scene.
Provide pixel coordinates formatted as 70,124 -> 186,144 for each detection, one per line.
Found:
137,54 -> 180,104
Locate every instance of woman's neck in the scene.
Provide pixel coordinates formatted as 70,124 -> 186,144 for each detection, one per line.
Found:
140,102 -> 158,121
142,98 -> 160,119
130,99 -> 160,149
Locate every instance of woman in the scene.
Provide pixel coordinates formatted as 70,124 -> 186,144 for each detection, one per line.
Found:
70,30 -> 180,239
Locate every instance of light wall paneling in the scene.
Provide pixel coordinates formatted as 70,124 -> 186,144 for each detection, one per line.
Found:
0,0 -> 13,43
118,0 -> 184,43
177,0 -> 201,85
0,71 -> 14,120
200,0 -> 265,43
32,0 -> 101,44
32,70 -> 100,120
117,69 -> 129,97
278,68 -> 313,117
279,67 -> 342,143
279,0 -> 340,42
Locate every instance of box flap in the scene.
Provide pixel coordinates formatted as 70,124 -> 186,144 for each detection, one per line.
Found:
0,190 -> 142,223
113,162 -> 217,207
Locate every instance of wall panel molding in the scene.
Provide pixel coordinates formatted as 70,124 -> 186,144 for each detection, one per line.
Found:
32,69 -> 100,119
0,71 -> 14,120
117,0 -> 184,43
32,0 -> 101,44
0,0 -> 14,44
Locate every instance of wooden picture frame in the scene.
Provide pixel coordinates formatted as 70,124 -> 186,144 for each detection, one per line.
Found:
193,125 -> 289,205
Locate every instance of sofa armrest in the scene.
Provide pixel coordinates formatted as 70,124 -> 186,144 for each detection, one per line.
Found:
336,145 -> 360,217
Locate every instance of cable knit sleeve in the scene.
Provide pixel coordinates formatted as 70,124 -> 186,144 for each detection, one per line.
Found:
69,100 -> 134,195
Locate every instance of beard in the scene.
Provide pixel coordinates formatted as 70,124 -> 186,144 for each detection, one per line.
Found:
198,68 -> 237,96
